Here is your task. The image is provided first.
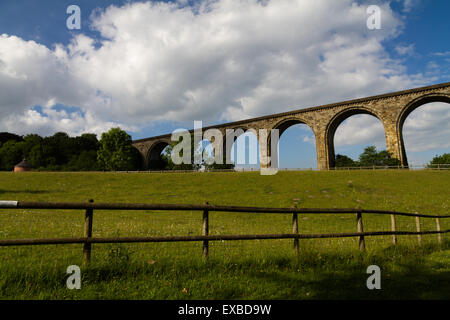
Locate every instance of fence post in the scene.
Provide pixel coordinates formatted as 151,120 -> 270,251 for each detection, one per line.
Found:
202,202 -> 209,260
415,216 -> 422,246
292,212 -> 299,255
436,216 -> 442,244
83,199 -> 94,265
356,212 -> 365,251
390,214 -> 397,245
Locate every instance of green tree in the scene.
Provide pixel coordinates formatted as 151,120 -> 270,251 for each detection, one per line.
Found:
0,132 -> 23,145
97,127 -> 139,171
203,150 -> 235,170
335,154 -> 358,168
28,144 -> 46,169
40,132 -> 73,166
0,140 -> 25,170
358,146 -> 401,167
75,133 -> 99,151
428,153 -> 450,167
67,150 -> 100,171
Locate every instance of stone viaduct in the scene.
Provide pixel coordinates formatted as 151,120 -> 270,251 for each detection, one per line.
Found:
132,82 -> 450,170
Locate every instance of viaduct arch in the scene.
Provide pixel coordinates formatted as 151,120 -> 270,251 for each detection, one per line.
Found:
132,82 -> 450,170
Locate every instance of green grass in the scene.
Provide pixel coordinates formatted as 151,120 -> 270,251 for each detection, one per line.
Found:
0,170 -> 449,299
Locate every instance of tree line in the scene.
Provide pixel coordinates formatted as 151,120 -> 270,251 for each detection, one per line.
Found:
335,146 -> 449,168
0,128 -> 141,171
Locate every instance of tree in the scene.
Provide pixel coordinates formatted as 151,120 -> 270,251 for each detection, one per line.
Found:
67,150 -> 100,171
203,150 -> 235,170
41,132 -> 73,166
335,154 -> 358,168
97,127 -> 139,171
358,146 -> 401,167
428,153 -> 450,167
0,132 -> 23,145
0,140 -> 25,170
28,144 -> 46,169
75,134 -> 99,151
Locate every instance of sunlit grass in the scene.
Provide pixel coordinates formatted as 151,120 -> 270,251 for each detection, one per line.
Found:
0,170 -> 448,299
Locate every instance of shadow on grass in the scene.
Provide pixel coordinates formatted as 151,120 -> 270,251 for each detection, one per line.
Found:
0,241 -> 448,299
0,189 -> 51,195
246,242 -> 450,299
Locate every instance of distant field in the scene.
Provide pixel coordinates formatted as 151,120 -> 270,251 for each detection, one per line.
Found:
0,170 -> 449,299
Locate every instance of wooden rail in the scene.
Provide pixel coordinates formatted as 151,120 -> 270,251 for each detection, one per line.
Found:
0,201 -> 448,264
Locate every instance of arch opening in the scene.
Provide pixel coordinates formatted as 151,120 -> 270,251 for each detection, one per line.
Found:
227,128 -> 259,170
275,120 -> 317,169
328,109 -> 389,168
401,100 -> 450,167
147,141 -> 170,170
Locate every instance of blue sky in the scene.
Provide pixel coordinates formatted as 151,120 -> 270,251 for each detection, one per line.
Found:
0,0 -> 449,168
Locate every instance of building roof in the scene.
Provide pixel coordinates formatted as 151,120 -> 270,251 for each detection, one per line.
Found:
15,159 -> 32,168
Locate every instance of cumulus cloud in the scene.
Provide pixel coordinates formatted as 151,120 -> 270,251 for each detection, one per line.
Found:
0,34 -> 85,119
403,102 -> 450,152
0,34 -> 124,135
1,106 -> 134,137
0,0 -> 439,144
334,114 -> 386,149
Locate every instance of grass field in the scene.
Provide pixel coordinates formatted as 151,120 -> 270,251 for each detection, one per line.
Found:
0,170 -> 449,299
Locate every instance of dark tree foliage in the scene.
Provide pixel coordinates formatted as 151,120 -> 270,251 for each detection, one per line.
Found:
335,154 -> 357,167
428,153 -> 450,167
0,131 -> 101,171
335,146 -> 401,168
0,140 -> 25,170
358,146 -> 401,167
0,132 -> 23,145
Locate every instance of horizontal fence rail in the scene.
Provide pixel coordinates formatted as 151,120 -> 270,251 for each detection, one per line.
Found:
17,164 -> 450,174
0,200 -> 448,264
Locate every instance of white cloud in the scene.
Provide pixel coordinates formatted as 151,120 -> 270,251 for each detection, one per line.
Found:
0,34 -> 85,118
0,0 -> 434,139
401,0 -> 420,13
1,106 -> 134,138
0,34 -> 123,136
334,114 -> 386,148
431,51 -> 450,57
395,43 -> 415,56
403,102 -> 450,152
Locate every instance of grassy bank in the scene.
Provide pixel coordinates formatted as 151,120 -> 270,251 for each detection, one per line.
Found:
0,170 -> 449,299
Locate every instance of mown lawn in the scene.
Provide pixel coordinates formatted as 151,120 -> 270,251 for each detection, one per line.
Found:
0,170 -> 449,299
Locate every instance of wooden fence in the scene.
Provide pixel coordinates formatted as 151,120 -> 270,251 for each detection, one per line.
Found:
0,200 -> 448,265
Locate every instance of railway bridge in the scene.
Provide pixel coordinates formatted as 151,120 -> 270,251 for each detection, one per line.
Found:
132,82 -> 450,170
